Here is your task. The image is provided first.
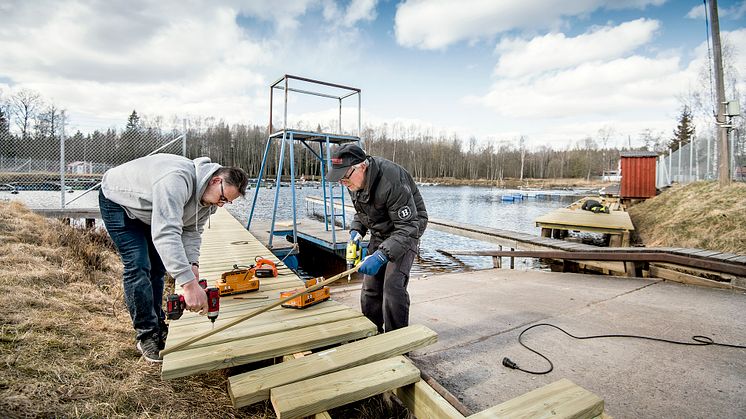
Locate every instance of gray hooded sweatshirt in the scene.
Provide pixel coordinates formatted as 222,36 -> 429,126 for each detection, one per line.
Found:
101,154 -> 221,286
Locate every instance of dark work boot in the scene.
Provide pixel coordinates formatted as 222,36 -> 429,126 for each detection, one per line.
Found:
136,334 -> 163,363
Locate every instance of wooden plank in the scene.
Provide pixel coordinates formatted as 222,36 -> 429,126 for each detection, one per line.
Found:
168,300 -> 349,330
649,265 -> 745,291
270,356 -> 421,419
394,380 -> 466,419
467,378 -> 603,419
282,351 -> 332,419
161,316 -> 377,380
535,208 -> 634,232
229,324 -> 438,407
166,305 -> 362,350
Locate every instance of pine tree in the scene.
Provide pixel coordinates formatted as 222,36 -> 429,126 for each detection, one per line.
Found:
126,110 -> 140,131
669,106 -> 695,152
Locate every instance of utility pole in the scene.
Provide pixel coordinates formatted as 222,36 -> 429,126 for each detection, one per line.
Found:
709,0 -> 730,185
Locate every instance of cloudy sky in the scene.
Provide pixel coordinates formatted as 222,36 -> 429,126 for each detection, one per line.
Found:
1,0 -> 744,149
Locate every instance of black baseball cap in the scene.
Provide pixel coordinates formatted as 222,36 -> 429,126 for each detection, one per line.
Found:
326,143 -> 367,182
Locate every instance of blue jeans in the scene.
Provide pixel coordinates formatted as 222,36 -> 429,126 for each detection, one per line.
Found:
99,192 -> 167,341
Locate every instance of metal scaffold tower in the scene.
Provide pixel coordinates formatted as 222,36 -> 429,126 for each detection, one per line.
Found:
246,75 -> 362,252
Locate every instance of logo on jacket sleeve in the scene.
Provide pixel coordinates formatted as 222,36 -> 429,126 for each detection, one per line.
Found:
397,206 -> 412,220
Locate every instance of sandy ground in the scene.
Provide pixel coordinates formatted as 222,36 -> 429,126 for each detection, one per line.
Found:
331,269 -> 746,419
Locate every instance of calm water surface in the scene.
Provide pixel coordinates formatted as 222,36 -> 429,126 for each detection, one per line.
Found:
3,184 -> 587,274
226,184 -> 585,274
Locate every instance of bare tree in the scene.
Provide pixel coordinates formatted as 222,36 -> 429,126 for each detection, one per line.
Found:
11,89 -> 42,140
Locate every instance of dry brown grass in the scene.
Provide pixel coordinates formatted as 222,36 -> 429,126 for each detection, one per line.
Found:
0,201 -> 273,418
628,181 -> 746,254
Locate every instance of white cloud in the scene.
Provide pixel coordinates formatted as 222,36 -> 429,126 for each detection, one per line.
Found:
394,0 -> 666,50
0,0 -> 380,131
476,55 -> 684,119
494,18 -> 659,78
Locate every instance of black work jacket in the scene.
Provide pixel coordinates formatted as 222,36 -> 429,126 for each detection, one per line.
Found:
349,157 -> 428,261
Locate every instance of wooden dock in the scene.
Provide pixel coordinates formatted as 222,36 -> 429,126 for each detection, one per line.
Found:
162,208 -> 612,418
161,209 -> 377,379
535,207 -> 634,247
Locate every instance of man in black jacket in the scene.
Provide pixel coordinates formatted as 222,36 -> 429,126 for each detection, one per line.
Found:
327,143 -> 428,333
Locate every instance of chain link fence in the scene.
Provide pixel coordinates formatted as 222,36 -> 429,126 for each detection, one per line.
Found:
656,130 -> 745,188
1,128 -> 185,209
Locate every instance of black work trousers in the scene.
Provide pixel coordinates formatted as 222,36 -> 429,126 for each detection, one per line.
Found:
361,236 -> 418,334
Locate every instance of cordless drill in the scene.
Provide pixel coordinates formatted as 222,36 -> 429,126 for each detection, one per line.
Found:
345,240 -> 362,281
166,279 -> 220,325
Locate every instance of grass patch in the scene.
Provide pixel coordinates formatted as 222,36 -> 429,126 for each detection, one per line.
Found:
628,181 -> 746,254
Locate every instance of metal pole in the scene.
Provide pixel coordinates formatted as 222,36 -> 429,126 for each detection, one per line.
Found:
283,76 -> 288,131
269,135 -> 286,248
668,148 -> 673,184
730,122 -> 736,180
60,126 -> 65,208
704,135 -> 712,179
338,98 -> 342,133
182,119 -> 187,156
695,136 -> 700,180
689,138 -> 694,182
269,86 -> 274,135
246,137 -> 273,230
677,140 -> 681,183
358,92 -> 361,140
289,132 -> 297,245
709,0 -> 730,185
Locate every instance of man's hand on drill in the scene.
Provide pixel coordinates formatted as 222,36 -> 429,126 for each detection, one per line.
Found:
358,249 -> 388,276
182,278 -> 208,315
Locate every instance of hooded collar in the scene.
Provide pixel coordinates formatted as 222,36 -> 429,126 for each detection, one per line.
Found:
193,157 -> 222,207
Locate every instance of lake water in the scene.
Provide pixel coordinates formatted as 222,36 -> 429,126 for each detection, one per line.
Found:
225,183 -> 585,274
2,184 -> 587,274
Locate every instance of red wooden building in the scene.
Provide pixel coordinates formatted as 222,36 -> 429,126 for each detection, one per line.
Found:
620,151 -> 658,199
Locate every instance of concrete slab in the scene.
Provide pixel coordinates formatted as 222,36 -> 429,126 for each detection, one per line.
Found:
331,269 -> 746,418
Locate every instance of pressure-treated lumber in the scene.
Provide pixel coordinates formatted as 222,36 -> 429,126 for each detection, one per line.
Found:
161,264 -> 360,356
161,316 -> 376,380
467,378 -> 603,419
394,380 -> 466,419
229,324 -> 437,407
271,356 -> 420,419
649,264 -> 746,291
165,304 -> 358,350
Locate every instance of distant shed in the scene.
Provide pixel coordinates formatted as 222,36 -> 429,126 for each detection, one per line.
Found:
620,151 -> 658,199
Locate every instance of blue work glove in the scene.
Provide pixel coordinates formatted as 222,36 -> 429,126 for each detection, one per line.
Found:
349,230 -> 362,245
358,250 -> 388,276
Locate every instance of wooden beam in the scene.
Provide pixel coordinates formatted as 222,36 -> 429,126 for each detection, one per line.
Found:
394,380 -> 466,419
649,265 -> 746,291
467,378 -> 603,419
439,249 -> 745,277
271,356 -> 420,419
161,316 -> 377,380
165,306 -> 362,350
229,324 -> 437,407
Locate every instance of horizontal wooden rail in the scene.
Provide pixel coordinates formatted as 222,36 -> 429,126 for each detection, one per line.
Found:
438,249 -> 746,277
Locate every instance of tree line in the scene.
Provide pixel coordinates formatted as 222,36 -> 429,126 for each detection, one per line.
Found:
1,88 -> 741,181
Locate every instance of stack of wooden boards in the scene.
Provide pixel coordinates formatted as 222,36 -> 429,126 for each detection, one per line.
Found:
162,209 -> 609,418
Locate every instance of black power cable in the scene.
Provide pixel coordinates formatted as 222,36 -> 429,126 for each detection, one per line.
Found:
502,323 -> 746,375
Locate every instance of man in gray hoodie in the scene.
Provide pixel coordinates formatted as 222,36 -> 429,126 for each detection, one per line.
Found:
99,153 -> 249,363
